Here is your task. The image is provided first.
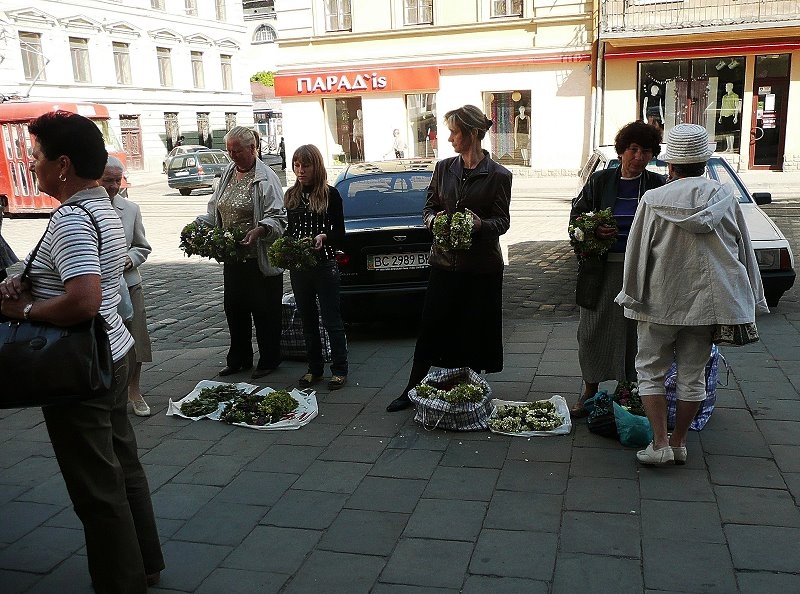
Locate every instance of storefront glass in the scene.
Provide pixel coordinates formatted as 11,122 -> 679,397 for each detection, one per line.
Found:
484,90 -> 531,166
639,57 -> 744,152
324,97 -> 363,163
406,93 -> 437,158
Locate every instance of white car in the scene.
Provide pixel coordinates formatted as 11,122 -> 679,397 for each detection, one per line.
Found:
579,146 -> 796,307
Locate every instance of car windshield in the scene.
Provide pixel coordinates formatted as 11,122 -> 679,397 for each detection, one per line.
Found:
337,173 -> 432,218
606,156 -> 750,203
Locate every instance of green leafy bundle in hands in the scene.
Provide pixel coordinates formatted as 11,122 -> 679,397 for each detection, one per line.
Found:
180,222 -> 247,263
568,208 -> 617,258
267,236 -> 318,271
432,211 -> 473,251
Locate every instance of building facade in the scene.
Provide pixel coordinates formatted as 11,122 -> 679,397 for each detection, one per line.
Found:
597,0 -> 800,171
273,0 -> 594,176
242,0 -> 282,152
0,0 -> 255,171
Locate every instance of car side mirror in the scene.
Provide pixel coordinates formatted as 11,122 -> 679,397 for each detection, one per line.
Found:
752,192 -> 771,205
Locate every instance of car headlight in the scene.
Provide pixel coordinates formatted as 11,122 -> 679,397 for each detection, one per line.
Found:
755,248 -> 792,271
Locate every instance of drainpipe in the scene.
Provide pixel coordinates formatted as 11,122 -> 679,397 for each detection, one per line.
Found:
589,0 -> 604,150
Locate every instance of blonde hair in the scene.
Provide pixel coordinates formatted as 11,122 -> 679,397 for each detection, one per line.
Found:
284,144 -> 329,214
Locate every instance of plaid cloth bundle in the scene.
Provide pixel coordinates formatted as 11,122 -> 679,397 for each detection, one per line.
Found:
280,293 -> 331,362
408,367 -> 493,431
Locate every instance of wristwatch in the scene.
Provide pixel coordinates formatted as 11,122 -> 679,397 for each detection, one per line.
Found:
23,302 -> 33,320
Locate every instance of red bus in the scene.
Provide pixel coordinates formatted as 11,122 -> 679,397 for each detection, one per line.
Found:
0,101 -> 128,215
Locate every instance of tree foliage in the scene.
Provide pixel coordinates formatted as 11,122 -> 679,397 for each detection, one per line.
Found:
250,71 -> 275,86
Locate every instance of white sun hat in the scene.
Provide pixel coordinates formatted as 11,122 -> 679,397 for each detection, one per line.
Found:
661,123 -> 713,164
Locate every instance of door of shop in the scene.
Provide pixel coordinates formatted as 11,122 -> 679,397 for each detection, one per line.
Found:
749,78 -> 788,170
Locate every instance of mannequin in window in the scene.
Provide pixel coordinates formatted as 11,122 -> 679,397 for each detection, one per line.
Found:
514,105 -> 530,166
642,84 -> 665,129
352,109 -> 364,161
718,82 -> 741,152
427,120 -> 437,158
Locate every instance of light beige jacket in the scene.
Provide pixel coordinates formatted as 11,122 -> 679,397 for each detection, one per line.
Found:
615,176 -> 768,325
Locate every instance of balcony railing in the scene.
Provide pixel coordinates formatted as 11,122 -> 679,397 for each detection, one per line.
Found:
600,0 -> 800,35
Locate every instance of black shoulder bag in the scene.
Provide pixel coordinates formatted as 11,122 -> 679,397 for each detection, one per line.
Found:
0,202 -> 114,408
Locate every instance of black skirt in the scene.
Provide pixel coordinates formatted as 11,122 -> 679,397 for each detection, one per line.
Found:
413,267 -> 503,373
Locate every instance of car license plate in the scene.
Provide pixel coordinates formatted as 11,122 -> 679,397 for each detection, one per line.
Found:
175,171 -> 190,177
368,252 -> 429,271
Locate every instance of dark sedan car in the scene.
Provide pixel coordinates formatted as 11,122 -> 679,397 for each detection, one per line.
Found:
333,159 -> 436,321
166,149 -> 231,196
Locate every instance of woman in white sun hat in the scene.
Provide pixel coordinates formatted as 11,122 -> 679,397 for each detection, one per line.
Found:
615,123 -> 768,466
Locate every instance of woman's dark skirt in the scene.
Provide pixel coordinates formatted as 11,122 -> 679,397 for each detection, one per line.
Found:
413,267 -> 503,373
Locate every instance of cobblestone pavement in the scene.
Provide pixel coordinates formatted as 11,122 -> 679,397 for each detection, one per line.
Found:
1,171 -> 800,592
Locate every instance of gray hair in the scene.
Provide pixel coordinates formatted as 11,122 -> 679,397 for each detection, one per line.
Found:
105,155 -> 125,171
224,126 -> 258,149
444,105 -> 493,140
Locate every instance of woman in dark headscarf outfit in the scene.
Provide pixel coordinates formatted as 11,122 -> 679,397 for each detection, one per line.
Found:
0,111 -> 163,592
387,105 -> 512,412
569,121 -> 664,417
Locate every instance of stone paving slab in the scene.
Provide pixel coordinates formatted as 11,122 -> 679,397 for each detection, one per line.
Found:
3,173 -> 800,592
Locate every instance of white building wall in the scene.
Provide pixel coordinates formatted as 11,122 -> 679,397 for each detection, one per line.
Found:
0,1 -> 255,172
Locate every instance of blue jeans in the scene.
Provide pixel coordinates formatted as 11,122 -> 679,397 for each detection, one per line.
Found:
290,260 -> 348,377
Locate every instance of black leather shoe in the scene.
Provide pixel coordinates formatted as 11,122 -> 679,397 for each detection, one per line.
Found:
386,394 -> 412,412
219,364 -> 252,377
251,367 -> 276,380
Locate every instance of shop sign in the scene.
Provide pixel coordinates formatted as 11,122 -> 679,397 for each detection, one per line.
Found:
275,66 -> 439,97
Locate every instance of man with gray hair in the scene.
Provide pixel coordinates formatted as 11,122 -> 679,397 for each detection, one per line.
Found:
196,126 -> 287,379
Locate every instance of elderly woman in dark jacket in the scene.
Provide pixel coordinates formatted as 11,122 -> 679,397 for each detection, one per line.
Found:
387,104 -> 512,412
569,121 -> 664,416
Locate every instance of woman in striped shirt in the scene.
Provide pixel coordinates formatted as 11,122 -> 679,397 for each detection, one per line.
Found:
0,111 -> 163,592
284,144 -> 348,390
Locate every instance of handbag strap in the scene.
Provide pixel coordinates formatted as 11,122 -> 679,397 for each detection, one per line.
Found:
22,200 -> 104,282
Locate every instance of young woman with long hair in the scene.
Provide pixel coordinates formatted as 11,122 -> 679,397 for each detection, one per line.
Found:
284,144 -> 348,390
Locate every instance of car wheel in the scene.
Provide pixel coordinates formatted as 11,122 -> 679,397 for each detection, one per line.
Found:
179,188 -> 192,196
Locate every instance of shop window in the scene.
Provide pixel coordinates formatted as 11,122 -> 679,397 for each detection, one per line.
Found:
324,97 -> 363,163
405,0 -> 433,25
492,0 -> 522,17
484,90 -> 531,166
325,0 -> 352,32
407,93 -> 437,158
639,57 -> 744,152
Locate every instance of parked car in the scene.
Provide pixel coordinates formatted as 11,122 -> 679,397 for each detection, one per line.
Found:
579,146 -> 796,307
162,145 -> 211,173
333,158 -> 436,321
166,149 -> 231,196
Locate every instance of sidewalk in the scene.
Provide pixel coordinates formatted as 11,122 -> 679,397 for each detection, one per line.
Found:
2,263 -> 800,592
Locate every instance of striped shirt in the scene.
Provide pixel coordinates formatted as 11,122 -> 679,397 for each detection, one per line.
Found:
24,187 -> 134,361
